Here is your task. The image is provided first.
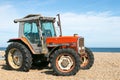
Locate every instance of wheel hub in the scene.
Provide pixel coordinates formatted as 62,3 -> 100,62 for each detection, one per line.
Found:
12,50 -> 23,66
8,48 -> 23,69
61,59 -> 69,68
80,53 -> 89,67
58,56 -> 73,70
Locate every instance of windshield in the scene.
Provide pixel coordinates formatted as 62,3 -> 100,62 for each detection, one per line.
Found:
41,21 -> 56,37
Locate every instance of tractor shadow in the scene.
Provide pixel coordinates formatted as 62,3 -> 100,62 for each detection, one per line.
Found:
1,64 -> 54,74
0,61 -> 47,71
0,59 -> 11,71
31,65 -> 50,70
1,64 -> 12,70
31,65 -> 56,76
41,70 -> 56,76
0,61 -> 55,76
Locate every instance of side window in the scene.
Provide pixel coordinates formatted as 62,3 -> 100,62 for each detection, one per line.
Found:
24,22 -> 40,44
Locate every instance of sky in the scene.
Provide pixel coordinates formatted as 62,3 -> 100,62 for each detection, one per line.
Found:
0,0 -> 120,47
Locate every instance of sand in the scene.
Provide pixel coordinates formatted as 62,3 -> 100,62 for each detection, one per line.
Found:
0,51 -> 120,80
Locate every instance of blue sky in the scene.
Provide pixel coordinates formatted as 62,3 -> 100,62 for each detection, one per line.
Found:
0,0 -> 120,47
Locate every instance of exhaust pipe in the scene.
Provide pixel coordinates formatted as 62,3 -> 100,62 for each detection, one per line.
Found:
57,14 -> 62,36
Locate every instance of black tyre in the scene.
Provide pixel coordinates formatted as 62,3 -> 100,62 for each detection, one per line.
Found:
5,42 -> 32,72
50,49 -> 80,76
80,47 -> 94,69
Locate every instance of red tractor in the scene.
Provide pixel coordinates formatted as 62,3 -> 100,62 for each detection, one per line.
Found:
5,14 -> 94,76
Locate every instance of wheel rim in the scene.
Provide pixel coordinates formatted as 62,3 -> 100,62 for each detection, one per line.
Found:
56,53 -> 75,73
8,48 -> 23,69
80,53 -> 89,67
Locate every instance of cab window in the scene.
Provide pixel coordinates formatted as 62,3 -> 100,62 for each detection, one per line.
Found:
41,21 -> 56,37
24,22 -> 40,44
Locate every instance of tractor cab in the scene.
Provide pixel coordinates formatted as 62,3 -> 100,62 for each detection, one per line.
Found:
14,14 -> 57,54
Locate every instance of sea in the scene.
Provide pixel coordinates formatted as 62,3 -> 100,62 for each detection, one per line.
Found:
90,48 -> 120,52
0,47 -> 120,52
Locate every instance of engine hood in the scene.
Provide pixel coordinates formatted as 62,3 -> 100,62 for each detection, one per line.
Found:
46,36 -> 81,46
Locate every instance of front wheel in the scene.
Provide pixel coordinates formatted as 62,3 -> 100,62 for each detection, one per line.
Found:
80,47 -> 94,70
50,49 -> 80,76
5,42 -> 32,72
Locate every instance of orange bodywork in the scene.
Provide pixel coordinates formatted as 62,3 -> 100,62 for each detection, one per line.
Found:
8,36 -> 80,54
46,36 -> 79,52
20,37 -> 35,54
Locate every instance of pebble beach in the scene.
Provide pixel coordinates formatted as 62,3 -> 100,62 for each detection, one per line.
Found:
0,51 -> 120,80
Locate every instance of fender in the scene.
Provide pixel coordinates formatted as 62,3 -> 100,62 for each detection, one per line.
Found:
8,37 -> 35,54
46,43 -> 71,58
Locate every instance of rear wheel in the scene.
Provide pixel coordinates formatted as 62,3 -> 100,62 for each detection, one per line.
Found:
5,42 -> 32,72
80,47 -> 94,69
50,49 -> 80,76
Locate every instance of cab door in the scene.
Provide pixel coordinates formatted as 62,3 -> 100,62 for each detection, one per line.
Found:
23,22 -> 42,54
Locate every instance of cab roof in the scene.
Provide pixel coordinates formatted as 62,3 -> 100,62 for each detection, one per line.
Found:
14,14 -> 55,23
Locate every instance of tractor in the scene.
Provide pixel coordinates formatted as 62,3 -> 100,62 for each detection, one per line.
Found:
5,14 -> 94,76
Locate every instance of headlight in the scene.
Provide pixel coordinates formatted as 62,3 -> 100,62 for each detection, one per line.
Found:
78,37 -> 85,53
